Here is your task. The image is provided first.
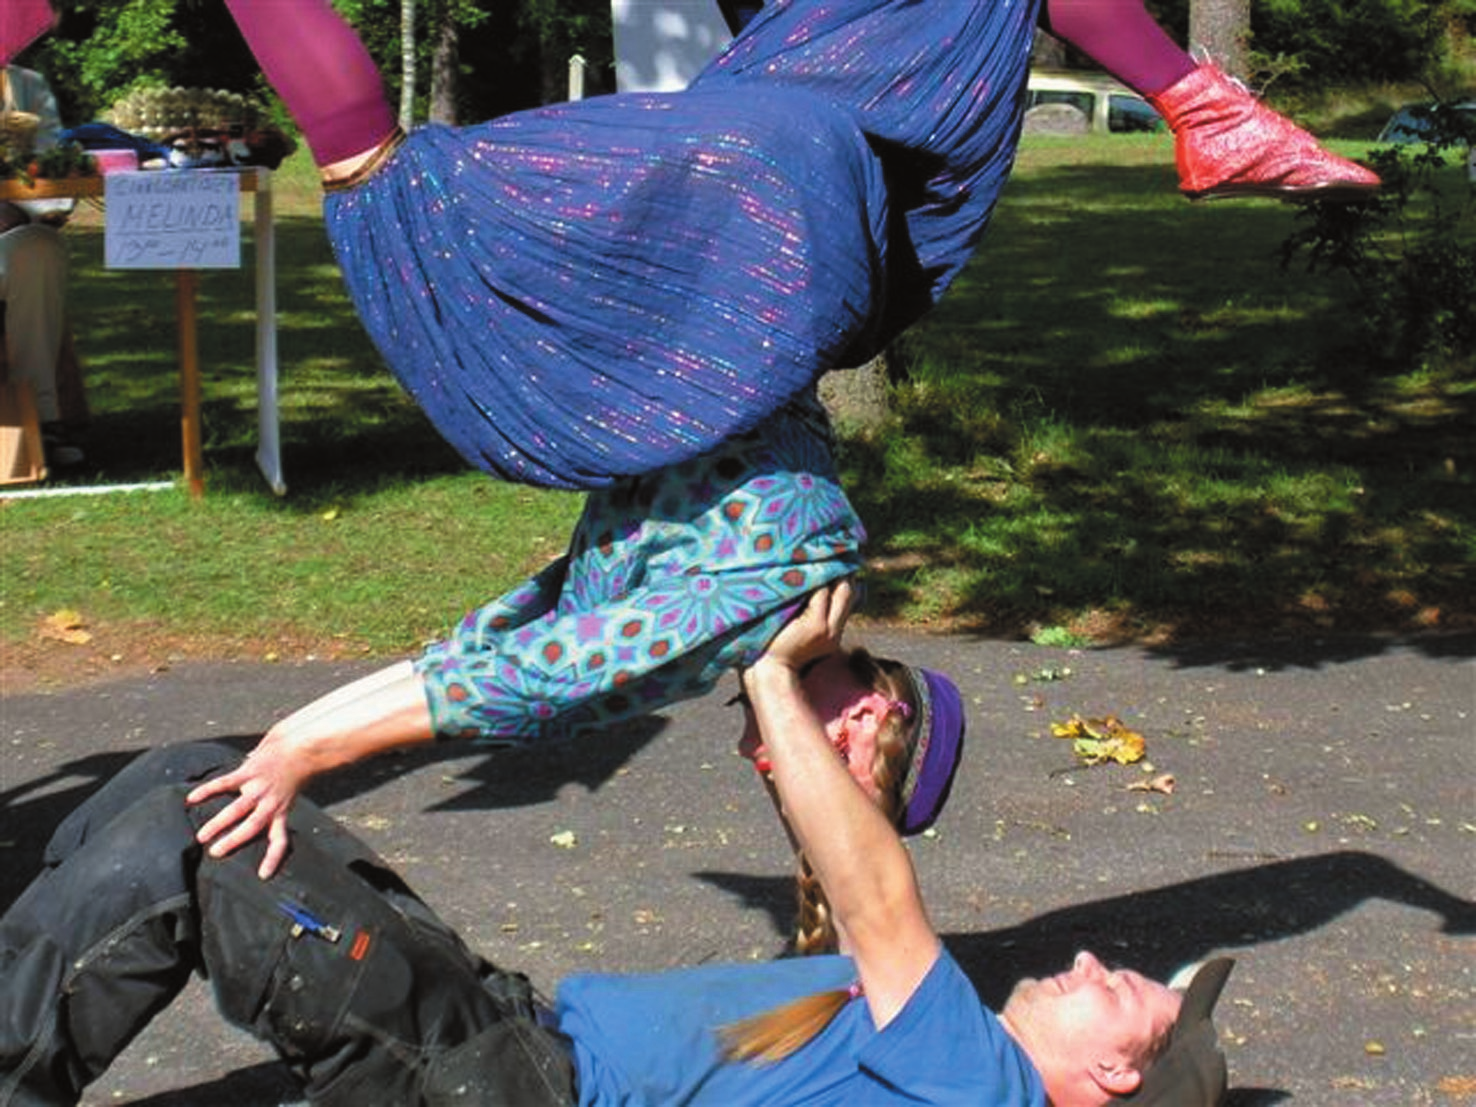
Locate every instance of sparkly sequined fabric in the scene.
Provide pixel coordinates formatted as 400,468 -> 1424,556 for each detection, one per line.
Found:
1147,62 -> 1383,200
325,0 -> 1041,489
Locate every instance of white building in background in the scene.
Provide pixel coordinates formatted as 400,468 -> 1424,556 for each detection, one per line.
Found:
610,0 -> 734,92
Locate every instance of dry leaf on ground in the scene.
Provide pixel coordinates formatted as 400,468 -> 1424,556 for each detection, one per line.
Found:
39,610 -> 93,646
1128,773 -> 1177,795
1051,713 -> 1147,766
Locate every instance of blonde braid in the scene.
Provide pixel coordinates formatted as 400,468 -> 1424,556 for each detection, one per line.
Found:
722,648 -> 923,1063
789,649 -> 914,954
719,989 -> 855,1063
793,856 -> 835,954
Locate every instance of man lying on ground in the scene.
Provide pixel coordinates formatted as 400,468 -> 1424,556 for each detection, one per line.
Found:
0,583 -> 1233,1107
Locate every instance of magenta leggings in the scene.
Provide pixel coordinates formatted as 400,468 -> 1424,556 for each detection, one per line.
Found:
225,0 -> 1194,169
1041,0 -> 1195,96
223,0 -> 395,166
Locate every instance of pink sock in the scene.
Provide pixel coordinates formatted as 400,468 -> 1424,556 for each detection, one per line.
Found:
1042,0 -> 1195,97
224,0 -> 396,166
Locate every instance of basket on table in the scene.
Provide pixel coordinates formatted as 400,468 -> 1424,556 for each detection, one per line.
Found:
106,86 -> 263,142
106,86 -> 294,168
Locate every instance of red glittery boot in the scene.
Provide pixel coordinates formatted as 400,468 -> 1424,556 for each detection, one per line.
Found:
1149,61 -> 1381,201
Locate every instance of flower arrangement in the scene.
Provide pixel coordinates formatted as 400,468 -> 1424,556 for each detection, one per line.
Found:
0,138 -> 94,183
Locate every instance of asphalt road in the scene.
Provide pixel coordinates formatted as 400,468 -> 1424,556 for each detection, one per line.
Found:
3,630 -> 1473,1106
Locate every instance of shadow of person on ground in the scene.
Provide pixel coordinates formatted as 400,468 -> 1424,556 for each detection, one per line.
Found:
0,719 -> 666,912
700,850 -> 1474,1006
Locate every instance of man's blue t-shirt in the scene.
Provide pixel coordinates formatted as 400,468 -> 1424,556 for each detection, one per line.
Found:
555,949 -> 1045,1105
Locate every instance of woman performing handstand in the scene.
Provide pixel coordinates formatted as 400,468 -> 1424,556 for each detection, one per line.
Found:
6,1 -> 972,894
1,2 -> 1376,894
197,0 -> 1374,883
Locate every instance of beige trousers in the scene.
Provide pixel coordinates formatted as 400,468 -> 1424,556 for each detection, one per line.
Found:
0,223 -> 68,423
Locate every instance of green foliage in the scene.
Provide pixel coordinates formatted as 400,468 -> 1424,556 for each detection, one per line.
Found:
518,0 -> 614,66
5,475 -> 586,656
1256,0 -> 1456,86
324,0 -> 612,120
1030,626 -> 1094,649
845,135 -> 1472,638
33,0 -> 266,123
1280,108 -> 1476,370
0,140 -> 93,182
23,0 -> 615,136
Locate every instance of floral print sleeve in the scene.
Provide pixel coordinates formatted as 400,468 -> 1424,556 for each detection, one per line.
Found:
416,391 -> 866,744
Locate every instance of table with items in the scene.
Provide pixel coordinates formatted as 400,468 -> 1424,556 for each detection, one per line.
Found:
0,166 -> 283,496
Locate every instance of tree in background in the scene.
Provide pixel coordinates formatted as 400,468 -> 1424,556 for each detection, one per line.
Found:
1191,0 -> 1251,77
307,0 -> 611,121
430,0 -> 461,123
1147,0 -> 1474,89
24,0 -> 614,134
400,0 -> 417,129
1039,0 -> 1252,78
1258,0 -> 1475,88
21,1 -> 1471,135
33,0 -> 263,124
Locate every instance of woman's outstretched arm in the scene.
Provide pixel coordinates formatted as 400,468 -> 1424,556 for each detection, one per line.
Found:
186,661 -> 432,879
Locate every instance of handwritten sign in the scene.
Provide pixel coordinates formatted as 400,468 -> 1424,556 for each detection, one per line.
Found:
105,172 -> 241,269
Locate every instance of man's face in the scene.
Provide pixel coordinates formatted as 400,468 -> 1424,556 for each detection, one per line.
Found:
1001,951 -> 1181,1071
734,652 -> 884,803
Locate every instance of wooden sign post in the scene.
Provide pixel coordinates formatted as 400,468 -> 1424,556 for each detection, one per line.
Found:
105,170 -> 242,496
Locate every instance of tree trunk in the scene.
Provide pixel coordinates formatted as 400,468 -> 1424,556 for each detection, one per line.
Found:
429,9 -> 458,125
818,352 -> 893,432
400,0 -> 417,130
1189,0 -> 1250,80
1031,27 -> 1068,70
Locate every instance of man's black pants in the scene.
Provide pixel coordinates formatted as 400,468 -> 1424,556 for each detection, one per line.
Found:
0,742 -> 577,1107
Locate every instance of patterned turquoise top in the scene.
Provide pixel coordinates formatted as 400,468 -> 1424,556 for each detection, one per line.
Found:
416,390 -> 864,743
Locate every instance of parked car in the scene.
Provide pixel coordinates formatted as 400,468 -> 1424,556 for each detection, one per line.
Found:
1377,99 -> 1476,181
1023,70 -> 1164,135
1376,99 -> 1476,145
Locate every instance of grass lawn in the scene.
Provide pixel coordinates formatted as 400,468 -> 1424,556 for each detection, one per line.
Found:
2,135 -> 1471,681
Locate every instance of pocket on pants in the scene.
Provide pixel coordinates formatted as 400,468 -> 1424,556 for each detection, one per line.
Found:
423,1018 -> 577,1107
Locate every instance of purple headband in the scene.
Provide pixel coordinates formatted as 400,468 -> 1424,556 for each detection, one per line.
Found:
897,666 -> 965,835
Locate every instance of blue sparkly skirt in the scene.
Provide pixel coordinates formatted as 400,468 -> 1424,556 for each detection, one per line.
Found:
324,0 -> 1040,489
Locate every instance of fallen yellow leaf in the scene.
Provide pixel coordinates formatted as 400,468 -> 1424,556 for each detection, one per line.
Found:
39,609 -> 92,646
1051,714 -> 1147,766
1128,773 -> 1177,795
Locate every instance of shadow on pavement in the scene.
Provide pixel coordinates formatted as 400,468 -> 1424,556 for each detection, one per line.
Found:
1139,630 -> 1476,673
1,718 -> 667,913
108,1063 -> 299,1107
700,851 -> 1475,1007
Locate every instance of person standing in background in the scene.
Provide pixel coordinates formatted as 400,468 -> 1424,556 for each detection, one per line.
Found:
1,54 -> 82,469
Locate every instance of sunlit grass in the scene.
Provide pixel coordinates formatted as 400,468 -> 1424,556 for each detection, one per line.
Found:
2,138 -> 1470,659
